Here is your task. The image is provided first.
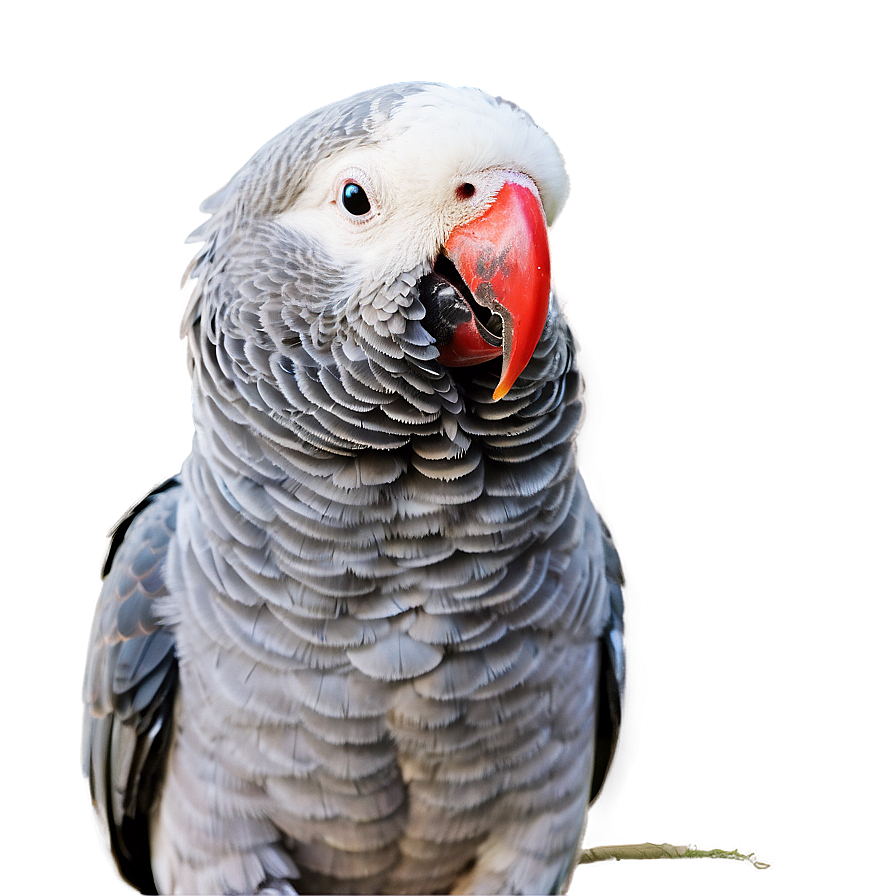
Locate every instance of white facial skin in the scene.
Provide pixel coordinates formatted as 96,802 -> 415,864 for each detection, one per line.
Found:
277,85 -> 568,284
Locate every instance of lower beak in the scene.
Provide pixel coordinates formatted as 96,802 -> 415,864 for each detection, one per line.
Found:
436,177 -> 552,401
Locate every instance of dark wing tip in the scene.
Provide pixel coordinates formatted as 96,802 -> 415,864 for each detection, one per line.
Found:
590,516 -> 625,802
589,636 -> 624,802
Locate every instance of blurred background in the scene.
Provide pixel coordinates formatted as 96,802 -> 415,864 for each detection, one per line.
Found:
3,2 -> 893,893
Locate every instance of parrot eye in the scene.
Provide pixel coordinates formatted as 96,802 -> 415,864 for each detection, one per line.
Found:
340,181 -> 372,217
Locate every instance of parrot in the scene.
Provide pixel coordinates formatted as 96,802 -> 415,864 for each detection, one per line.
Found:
82,82 -> 625,896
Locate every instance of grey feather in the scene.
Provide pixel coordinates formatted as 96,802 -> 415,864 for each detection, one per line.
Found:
82,478 -> 180,894
83,82 -> 624,895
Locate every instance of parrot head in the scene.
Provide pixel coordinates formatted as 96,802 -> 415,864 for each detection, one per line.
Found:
183,83 -> 570,419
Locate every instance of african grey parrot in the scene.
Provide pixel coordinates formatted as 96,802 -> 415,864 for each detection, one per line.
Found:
82,82 -> 624,896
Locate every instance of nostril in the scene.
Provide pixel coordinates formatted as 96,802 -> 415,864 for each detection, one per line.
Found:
456,182 -> 476,200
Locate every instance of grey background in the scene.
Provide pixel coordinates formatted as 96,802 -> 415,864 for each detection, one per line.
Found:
3,2 -> 892,893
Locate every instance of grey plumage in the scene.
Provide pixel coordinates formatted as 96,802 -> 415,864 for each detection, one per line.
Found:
83,83 -> 624,895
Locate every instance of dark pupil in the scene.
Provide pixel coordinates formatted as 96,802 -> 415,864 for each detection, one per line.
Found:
342,182 -> 371,216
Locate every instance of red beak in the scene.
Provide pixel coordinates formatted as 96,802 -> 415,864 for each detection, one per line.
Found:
440,178 -> 551,401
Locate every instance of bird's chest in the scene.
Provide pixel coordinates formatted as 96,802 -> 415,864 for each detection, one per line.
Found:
168,444 -> 581,751
162,459 -> 596,895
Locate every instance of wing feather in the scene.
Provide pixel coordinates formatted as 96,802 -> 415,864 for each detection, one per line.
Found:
590,515 -> 625,801
82,477 -> 181,894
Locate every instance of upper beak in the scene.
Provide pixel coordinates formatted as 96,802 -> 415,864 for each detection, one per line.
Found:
426,177 -> 552,401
